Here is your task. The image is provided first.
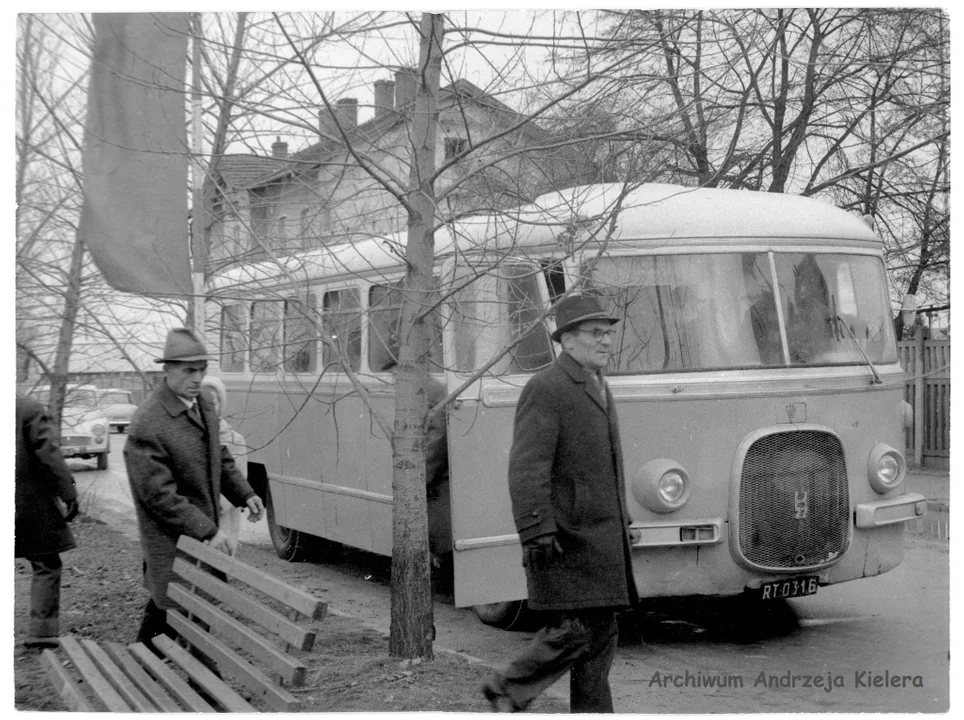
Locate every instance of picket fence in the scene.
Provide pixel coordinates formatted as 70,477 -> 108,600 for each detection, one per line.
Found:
898,337 -> 950,468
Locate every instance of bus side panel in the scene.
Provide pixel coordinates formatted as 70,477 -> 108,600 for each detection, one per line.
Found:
228,381 -> 280,490
448,399 -> 527,608
366,389 -> 395,556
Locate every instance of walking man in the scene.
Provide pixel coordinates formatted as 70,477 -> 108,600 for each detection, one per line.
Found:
15,394 -> 80,649
124,328 -> 264,647
483,294 -> 638,713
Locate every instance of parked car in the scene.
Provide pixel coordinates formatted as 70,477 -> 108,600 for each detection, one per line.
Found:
98,388 -> 137,433
30,384 -> 110,470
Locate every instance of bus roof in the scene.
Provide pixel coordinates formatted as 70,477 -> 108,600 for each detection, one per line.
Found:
210,183 -> 880,292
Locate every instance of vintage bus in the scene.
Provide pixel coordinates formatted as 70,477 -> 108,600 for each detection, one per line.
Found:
208,183 -> 926,628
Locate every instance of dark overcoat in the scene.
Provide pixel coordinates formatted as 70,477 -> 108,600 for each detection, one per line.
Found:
508,352 -> 638,611
124,380 -> 255,609
15,396 -> 78,558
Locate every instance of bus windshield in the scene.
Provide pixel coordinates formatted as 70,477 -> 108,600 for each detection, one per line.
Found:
587,252 -> 897,374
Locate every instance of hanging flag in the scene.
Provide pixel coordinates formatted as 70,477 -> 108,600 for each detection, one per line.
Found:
79,13 -> 192,295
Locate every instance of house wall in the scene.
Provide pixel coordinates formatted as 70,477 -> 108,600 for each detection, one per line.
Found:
208,92 -> 599,269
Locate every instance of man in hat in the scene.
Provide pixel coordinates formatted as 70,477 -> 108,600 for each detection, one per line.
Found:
16,394 -> 80,649
124,328 -> 264,647
483,294 -> 637,713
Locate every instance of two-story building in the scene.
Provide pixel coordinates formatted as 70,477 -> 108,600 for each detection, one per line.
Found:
205,71 -> 603,273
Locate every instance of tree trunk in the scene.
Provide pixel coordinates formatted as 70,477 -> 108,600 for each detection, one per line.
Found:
48,235 -> 86,435
388,12 -> 444,661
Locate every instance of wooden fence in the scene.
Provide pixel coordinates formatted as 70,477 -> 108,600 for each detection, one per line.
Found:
898,337 -> 950,468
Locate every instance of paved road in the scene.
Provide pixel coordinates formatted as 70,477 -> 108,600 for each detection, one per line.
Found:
71,433 -> 950,712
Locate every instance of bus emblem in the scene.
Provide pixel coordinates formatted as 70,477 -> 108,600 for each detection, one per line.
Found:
794,490 -> 809,520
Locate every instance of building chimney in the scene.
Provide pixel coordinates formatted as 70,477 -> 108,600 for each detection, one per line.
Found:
394,68 -> 418,109
335,97 -> 358,130
374,79 -> 395,119
271,136 -> 288,159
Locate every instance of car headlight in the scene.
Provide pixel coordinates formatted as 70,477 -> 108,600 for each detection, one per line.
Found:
867,443 -> 906,494
632,459 -> 691,513
91,422 -> 107,436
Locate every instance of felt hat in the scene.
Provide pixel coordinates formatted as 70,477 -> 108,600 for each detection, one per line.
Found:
550,294 -> 620,343
154,328 -> 211,363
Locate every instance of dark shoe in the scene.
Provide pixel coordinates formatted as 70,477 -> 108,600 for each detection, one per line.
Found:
482,680 -> 517,713
24,636 -> 60,649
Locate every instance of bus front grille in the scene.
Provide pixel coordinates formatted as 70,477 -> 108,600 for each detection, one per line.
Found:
739,431 -> 850,570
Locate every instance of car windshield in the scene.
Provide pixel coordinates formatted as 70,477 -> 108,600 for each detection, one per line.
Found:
586,251 -> 898,374
100,391 -> 131,404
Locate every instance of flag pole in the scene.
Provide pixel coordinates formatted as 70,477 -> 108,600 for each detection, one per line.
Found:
189,12 -> 207,342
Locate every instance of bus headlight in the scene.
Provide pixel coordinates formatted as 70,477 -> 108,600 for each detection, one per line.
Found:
91,421 -> 107,436
867,443 -> 905,494
632,459 -> 691,513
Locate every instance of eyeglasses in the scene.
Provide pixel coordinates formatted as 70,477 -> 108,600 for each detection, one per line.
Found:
574,328 -> 617,341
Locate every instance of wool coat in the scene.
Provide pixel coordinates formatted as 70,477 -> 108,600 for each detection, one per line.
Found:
15,396 -> 78,558
124,380 -> 255,608
508,352 -> 638,611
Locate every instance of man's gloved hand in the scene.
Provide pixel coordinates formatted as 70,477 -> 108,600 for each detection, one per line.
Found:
62,499 -> 80,522
522,533 -> 563,571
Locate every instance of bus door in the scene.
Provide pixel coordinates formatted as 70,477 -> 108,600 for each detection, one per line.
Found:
442,259 -> 556,608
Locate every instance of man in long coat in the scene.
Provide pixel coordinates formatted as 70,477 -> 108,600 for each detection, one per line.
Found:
16,395 -> 80,648
124,328 -> 264,646
483,294 -> 638,713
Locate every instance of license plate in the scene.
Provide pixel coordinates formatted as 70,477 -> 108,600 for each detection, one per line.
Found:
759,576 -> 819,600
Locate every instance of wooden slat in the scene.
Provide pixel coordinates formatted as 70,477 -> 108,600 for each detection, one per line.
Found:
166,614 -> 302,713
176,535 -> 327,619
58,636 -> 132,712
103,642 -> 183,712
173,557 -> 317,649
128,642 -> 216,712
152,636 -> 255,712
81,639 -> 156,712
166,586 -> 305,683
40,649 -> 96,712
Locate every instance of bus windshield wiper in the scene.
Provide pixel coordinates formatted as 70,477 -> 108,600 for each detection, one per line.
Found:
834,316 -> 882,385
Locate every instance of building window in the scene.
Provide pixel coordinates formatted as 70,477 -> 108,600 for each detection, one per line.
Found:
299,208 -> 311,249
444,137 -> 467,160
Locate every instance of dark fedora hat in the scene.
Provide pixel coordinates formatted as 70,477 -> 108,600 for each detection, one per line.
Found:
154,328 -> 211,364
550,294 -> 620,342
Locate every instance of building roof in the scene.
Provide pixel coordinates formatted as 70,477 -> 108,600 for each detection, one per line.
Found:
214,154 -> 290,190
240,79 -> 546,191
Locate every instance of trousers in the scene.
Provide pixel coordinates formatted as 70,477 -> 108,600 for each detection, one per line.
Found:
26,553 -> 64,638
495,607 -> 618,712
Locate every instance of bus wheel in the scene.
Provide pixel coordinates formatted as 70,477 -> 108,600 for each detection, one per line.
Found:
472,600 -> 533,631
265,488 -> 313,562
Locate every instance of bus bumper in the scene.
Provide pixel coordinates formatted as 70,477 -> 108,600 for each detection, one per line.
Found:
854,493 -> 928,529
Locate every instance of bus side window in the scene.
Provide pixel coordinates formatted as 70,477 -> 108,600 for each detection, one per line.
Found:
220,303 -> 246,373
323,288 -> 362,372
284,292 -> 317,373
502,265 -> 554,373
369,282 -> 402,372
251,300 -> 283,373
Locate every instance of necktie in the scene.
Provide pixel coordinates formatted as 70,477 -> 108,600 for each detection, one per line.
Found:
188,402 -> 203,426
592,372 -> 608,410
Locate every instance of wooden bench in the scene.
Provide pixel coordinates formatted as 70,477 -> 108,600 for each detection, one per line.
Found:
41,535 -> 328,712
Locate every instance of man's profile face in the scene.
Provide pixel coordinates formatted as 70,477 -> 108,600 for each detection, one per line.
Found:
562,320 -> 615,371
165,361 -> 208,400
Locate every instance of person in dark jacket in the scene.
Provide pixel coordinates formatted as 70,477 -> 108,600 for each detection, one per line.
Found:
124,328 -> 264,647
483,294 -> 638,713
16,395 -> 80,649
